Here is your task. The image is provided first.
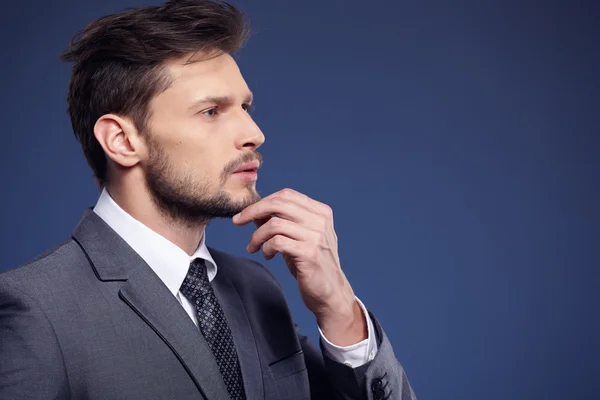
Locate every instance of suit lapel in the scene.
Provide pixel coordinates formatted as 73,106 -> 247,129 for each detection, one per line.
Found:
119,266 -> 230,400
72,209 -> 230,400
211,261 -> 264,399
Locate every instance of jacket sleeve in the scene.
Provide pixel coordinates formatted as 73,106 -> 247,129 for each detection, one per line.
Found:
300,311 -> 416,400
0,275 -> 70,399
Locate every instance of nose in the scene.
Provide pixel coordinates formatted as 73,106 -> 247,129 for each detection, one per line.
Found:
235,109 -> 265,151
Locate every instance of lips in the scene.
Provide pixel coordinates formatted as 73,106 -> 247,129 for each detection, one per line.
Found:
232,160 -> 260,174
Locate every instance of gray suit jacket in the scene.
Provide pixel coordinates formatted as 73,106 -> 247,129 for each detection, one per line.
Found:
0,209 -> 416,399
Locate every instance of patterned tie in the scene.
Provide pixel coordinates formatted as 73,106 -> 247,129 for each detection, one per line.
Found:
180,258 -> 246,400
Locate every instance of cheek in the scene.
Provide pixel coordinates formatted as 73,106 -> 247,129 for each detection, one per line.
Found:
179,149 -> 224,183
163,128 -> 232,182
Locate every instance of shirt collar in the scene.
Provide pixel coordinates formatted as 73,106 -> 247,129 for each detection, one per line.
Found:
92,187 -> 218,296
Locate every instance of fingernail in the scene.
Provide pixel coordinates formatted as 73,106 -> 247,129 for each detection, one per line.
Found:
233,213 -> 240,221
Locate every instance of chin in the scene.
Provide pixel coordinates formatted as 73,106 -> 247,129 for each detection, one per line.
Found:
227,180 -> 256,193
228,186 -> 261,204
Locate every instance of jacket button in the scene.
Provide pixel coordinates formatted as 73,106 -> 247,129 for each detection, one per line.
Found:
374,388 -> 385,400
372,378 -> 383,391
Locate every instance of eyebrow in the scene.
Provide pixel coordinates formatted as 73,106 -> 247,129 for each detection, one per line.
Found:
187,92 -> 254,112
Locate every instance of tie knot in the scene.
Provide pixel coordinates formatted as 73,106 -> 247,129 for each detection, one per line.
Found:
190,258 -> 207,276
180,258 -> 211,300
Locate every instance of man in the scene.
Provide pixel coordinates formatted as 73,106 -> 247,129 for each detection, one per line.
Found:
0,0 -> 416,399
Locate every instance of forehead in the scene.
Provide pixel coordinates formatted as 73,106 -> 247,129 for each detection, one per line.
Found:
162,51 -> 250,99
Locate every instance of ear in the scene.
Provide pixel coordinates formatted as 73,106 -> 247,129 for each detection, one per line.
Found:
94,114 -> 145,168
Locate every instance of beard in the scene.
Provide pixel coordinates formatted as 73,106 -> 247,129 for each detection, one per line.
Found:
144,138 -> 262,226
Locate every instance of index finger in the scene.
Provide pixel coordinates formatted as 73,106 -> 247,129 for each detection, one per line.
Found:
232,194 -> 304,225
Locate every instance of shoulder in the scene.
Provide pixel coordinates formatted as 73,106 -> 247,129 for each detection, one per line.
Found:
0,238 -> 90,296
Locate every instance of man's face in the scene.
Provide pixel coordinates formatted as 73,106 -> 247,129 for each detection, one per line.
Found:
142,51 -> 265,224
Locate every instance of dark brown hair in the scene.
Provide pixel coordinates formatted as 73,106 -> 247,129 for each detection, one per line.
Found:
60,0 -> 249,187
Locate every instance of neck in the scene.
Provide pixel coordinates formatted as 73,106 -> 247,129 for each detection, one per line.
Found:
105,181 -> 206,256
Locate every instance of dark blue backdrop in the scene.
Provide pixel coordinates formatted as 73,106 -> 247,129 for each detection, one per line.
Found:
1,1 -> 598,399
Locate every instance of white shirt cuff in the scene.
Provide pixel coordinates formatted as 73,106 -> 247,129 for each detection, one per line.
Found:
318,297 -> 378,368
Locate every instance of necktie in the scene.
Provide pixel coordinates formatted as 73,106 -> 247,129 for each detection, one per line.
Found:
180,258 -> 246,400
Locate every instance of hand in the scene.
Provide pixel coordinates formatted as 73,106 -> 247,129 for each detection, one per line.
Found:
232,188 -> 367,346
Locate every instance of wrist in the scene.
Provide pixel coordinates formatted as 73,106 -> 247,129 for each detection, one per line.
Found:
317,298 -> 367,347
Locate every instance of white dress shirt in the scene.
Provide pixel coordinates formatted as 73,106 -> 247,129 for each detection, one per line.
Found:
93,188 -> 377,367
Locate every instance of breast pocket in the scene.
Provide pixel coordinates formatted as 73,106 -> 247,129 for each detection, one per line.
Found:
268,349 -> 307,380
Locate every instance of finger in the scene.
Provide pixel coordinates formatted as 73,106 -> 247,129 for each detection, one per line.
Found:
253,216 -> 270,229
261,234 -> 307,261
247,217 -> 314,254
233,196 -> 313,226
233,188 -> 327,224
282,253 -> 298,278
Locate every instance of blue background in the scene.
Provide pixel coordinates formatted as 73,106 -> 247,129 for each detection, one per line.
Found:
1,1 -> 598,398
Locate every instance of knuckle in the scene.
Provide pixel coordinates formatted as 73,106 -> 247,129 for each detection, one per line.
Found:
280,188 -> 295,199
273,235 -> 285,247
271,196 -> 285,205
299,192 -> 310,203
270,217 -> 283,228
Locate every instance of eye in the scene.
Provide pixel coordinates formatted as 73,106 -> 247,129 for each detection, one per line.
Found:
202,107 -> 218,117
242,103 -> 254,113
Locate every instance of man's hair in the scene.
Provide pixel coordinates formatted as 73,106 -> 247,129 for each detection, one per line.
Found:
60,0 -> 249,187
